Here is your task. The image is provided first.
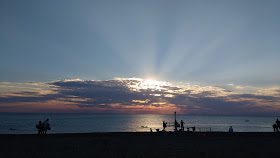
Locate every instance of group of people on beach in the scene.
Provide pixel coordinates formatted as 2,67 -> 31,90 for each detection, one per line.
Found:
34,117 -> 280,134
36,118 -> 50,135
162,120 -> 196,132
180,120 -> 196,132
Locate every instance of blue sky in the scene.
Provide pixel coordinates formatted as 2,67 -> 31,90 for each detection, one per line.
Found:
1,1 -> 280,114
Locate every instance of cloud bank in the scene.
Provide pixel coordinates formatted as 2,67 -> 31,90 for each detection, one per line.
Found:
1,78 -> 280,115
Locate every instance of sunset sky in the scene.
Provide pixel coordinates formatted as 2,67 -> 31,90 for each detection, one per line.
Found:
1,0 -> 280,115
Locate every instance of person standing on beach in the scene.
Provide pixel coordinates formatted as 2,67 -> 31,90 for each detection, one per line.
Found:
229,126 -> 233,133
276,118 -> 280,131
180,120 -> 185,131
43,118 -> 49,134
174,120 -> 179,131
163,121 -> 167,130
36,121 -> 44,135
273,124 -> 278,132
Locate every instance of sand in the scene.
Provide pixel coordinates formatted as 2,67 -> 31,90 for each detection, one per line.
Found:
1,132 -> 280,158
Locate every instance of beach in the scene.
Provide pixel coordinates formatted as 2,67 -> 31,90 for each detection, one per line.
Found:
1,132 -> 280,158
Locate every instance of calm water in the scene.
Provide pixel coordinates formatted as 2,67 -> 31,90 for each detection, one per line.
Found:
0,113 -> 277,134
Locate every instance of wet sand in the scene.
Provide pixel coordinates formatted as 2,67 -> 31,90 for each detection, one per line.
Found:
1,132 -> 280,158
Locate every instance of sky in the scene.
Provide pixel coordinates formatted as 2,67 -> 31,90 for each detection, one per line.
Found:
0,0 -> 280,115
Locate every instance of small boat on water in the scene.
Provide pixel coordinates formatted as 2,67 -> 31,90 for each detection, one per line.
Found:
141,126 -> 148,128
245,120 -> 250,122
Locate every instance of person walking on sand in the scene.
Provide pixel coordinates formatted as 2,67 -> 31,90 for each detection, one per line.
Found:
180,120 -> 185,131
43,118 -> 50,134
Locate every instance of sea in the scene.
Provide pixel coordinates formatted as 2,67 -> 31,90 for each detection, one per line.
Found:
0,113 -> 277,134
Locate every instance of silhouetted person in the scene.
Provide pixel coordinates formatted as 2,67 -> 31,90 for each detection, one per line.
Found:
276,118 -> 280,131
36,121 -> 44,135
175,120 -> 179,131
273,124 -> 278,132
163,121 -> 167,130
229,126 -> 233,133
192,126 -> 196,132
180,120 -> 185,131
43,118 -> 50,134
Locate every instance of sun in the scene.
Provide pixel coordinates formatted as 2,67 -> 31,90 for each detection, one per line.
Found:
144,79 -> 157,85
138,79 -> 170,90
116,78 -> 171,91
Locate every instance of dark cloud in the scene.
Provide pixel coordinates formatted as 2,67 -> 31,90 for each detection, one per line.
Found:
48,80 -> 185,107
195,91 -> 215,97
0,94 -> 52,103
13,91 -> 40,95
162,86 -> 181,91
223,89 -> 233,93
230,94 -> 279,102
1,79 -> 280,115
184,90 -> 193,94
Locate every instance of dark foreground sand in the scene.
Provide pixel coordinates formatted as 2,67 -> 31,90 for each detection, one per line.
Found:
1,132 -> 280,158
